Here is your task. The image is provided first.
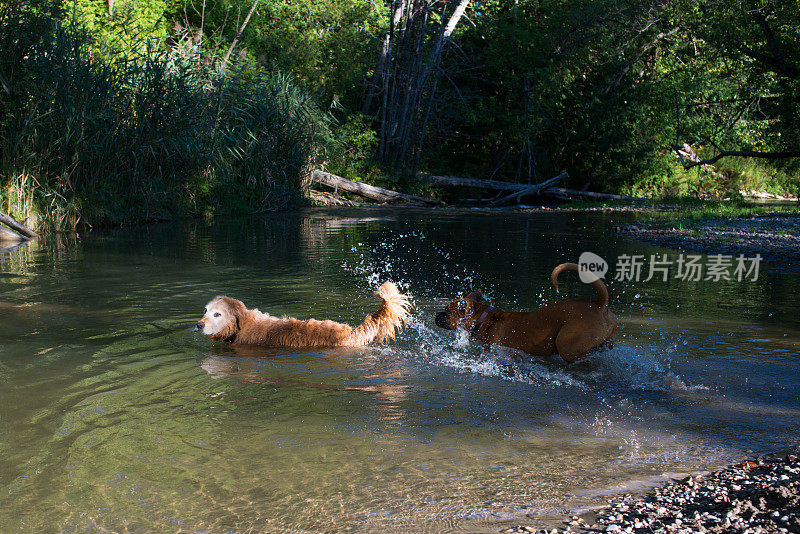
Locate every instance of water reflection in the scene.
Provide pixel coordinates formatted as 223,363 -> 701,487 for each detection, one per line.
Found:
200,349 -> 411,429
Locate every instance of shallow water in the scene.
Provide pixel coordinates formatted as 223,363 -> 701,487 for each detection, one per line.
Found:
1,207 -> 799,533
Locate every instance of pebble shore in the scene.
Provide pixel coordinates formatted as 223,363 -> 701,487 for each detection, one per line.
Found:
614,215 -> 800,262
501,450 -> 800,534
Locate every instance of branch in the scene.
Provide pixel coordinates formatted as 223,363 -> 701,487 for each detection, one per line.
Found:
741,45 -> 800,79
678,96 -> 780,107
739,9 -> 799,79
312,170 -> 442,205
601,26 -> 680,96
489,172 -> 567,206
0,211 -> 38,239
672,145 -> 800,169
423,0 -> 470,83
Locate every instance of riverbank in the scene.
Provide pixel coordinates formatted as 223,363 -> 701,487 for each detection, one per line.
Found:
614,215 -> 800,262
501,447 -> 800,534
457,199 -> 800,263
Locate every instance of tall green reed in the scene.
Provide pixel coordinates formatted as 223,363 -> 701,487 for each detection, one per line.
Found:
0,0 -> 330,231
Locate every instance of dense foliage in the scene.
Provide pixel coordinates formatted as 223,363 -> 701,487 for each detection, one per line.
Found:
2,0 -> 799,229
0,0 -> 328,229
429,0 -> 800,193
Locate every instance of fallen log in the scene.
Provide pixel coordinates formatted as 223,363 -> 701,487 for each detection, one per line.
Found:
419,173 -> 645,202
490,172 -> 568,206
308,189 -> 366,207
420,174 -> 532,192
548,188 -> 646,201
0,211 -> 38,239
313,170 -> 441,205
1,226 -> 26,245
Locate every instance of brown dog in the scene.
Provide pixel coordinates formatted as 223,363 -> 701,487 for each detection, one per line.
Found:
435,263 -> 618,362
195,281 -> 410,347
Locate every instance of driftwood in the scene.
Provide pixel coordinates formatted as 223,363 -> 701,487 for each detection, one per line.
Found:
419,173 -> 644,202
308,189 -> 367,207
0,211 -> 37,239
1,226 -> 25,245
312,170 -> 441,205
550,188 -> 645,201
490,172 -> 568,206
311,169 -> 643,207
421,174 -> 534,192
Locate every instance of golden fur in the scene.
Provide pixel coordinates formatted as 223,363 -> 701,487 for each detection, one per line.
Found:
195,281 -> 410,347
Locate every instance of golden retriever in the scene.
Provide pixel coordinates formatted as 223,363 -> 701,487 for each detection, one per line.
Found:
194,281 -> 410,347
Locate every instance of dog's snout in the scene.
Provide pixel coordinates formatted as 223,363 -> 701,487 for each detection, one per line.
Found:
435,311 -> 449,329
194,321 -> 204,332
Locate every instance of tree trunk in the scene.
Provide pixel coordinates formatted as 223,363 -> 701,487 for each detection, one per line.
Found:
420,173 -> 535,191
549,188 -> 644,201
395,0 -> 469,166
223,0 -> 259,65
490,172 -> 567,205
423,0 -> 469,84
363,0 -> 406,115
374,0 -> 470,168
418,173 -> 645,201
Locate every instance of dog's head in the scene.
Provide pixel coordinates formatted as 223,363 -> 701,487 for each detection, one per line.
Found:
435,290 -> 484,330
194,296 -> 247,341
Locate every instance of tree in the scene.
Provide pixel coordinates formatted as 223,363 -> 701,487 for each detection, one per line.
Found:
670,0 -> 800,168
174,0 -> 383,108
420,0 -> 686,187
363,0 -> 471,169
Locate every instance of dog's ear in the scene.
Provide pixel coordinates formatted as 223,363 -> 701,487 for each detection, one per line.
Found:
221,297 -> 247,331
465,289 -> 484,302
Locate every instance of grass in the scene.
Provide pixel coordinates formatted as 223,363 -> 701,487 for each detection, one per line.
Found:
619,154 -> 799,200
562,196 -> 800,225
645,197 -> 800,223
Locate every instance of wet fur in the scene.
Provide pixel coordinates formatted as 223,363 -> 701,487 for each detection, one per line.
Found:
197,282 -> 410,347
435,263 -> 618,363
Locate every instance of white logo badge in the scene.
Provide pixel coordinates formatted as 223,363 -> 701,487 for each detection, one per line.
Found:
578,251 -> 608,283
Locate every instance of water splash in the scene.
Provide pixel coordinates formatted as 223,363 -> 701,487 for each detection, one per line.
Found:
346,233 -> 708,396
343,231 -> 488,300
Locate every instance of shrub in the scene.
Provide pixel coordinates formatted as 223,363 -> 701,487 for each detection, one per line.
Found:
0,0 -> 329,231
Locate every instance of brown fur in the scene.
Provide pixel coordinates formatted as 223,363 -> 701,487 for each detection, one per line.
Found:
435,263 -> 618,362
196,281 -> 410,348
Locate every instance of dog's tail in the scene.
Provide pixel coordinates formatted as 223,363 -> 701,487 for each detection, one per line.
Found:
347,281 -> 411,345
550,263 -> 609,308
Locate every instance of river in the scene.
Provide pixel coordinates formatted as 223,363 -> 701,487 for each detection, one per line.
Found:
1,207 -> 799,532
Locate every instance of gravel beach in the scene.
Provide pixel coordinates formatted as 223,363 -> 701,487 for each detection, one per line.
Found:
614,215 -> 800,262
501,449 -> 800,534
